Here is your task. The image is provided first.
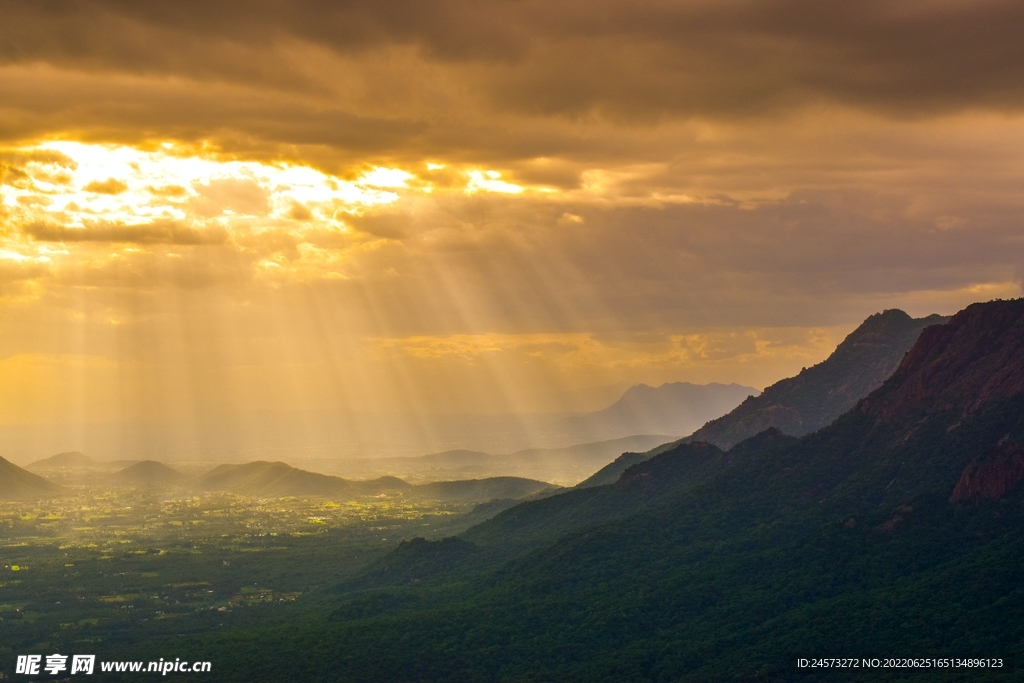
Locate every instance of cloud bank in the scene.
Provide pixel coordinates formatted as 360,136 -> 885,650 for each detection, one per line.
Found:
0,1 -> 1022,455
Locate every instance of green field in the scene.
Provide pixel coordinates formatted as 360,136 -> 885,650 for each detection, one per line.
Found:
0,486 -> 478,669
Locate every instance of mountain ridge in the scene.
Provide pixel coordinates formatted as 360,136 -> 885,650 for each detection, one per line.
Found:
688,308 -> 947,448
559,381 -> 757,440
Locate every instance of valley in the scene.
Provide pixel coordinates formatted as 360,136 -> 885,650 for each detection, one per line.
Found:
0,485 -> 482,667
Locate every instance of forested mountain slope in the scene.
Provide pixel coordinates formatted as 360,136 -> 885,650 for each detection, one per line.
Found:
459,428 -> 796,561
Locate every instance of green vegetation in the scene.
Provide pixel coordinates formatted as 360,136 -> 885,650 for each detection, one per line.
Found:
0,486 -> 482,675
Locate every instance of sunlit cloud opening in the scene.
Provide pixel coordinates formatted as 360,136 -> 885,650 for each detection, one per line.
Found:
465,170 -> 524,194
0,142 -> 403,239
359,166 -> 414,188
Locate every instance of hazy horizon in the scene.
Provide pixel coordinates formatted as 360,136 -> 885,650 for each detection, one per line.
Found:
1,378 -> 763,465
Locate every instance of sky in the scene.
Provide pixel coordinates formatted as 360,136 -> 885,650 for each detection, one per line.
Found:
1,0 -> 1023,460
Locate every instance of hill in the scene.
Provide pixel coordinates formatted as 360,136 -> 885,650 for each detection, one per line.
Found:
687,308 -> 947,449
26,451 -> 94,469
196,460 -> 553,502
349,435 -> 675,486
178,300 -> 1024,682
572,450 -> 651,489
113,460 -> 189,487
0,456 -> 64,499
196,461 -> 366,497
560,382 -> 757,440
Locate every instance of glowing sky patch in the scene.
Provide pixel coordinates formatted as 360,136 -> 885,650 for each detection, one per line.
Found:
1,142 -> 402,237
465,170 -> 524,194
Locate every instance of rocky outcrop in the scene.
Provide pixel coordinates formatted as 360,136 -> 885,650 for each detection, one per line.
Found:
689,309 -> 947,448
860,300 -> 1024,423
950,441 -> 1024,503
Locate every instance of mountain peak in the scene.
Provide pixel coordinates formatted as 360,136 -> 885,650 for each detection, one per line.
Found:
859,299 -> 1024,422
114,460 -> 188,487
562,381 -> 757,440
28,451 -> 94,469
687,309 -> 949,448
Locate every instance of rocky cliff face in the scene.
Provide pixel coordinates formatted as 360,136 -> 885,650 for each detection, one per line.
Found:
688,309 -> 947,448
858,300 -> 1024,423
950,441 -> 1024,503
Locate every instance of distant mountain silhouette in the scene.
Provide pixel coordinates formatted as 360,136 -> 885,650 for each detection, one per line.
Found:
687,309 -> 947,448
0,456 -> 64,499
561,382 -> 757,440
27,451 -> 94,469
196,460 -> 552,502
113,460 -> 189,487
357,435 -> 676,486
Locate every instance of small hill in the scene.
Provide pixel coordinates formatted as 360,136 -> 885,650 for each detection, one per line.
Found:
196,461 -> 365,497
27,451 -> 94,469
0,456 -> 64,499
113,460 -> 189,487
687,308 -> 947,448
560,382 -> 758,440
573,451 -> 650,489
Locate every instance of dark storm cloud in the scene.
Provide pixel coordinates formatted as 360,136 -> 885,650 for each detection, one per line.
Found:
0,66 -> 426,156
1,0 -> 1023,120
